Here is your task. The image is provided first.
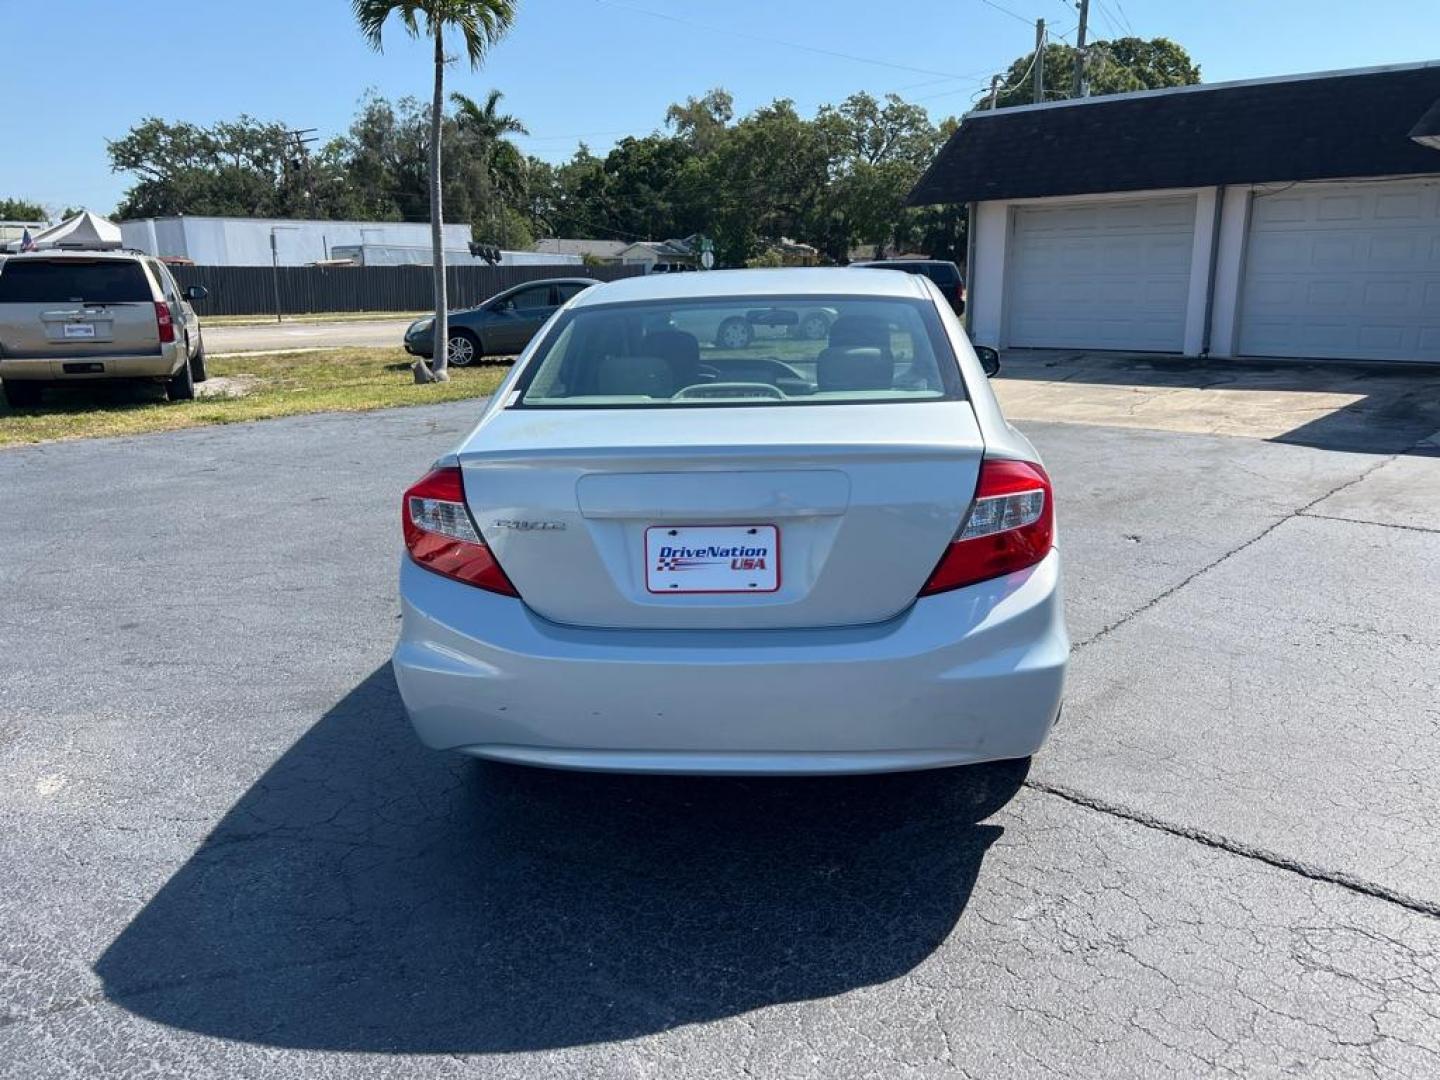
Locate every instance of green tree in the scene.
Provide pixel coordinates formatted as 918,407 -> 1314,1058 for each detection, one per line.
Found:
601,135 -> 694,241
992,36 -> 1200,109
0,198 -> 47,221
707,99 -> 840,265
353,0 -> 518,383
821,92 -> 940,258
451,90 -> 532,247
665,88 -> 733,154
533,143 -> 613,240
107,116 -> 359,219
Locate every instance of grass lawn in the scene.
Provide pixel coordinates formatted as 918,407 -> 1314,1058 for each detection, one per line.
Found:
0,348 -> 506,448
203,311 -> 427,327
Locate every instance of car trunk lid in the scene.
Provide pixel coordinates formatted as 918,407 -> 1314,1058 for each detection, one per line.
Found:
458,402 -> 984,630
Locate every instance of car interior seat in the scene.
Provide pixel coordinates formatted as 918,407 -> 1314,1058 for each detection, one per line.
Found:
642,330 -> 705,388
593,353 -> 675,397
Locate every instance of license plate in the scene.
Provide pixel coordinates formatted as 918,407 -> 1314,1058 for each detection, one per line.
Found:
645,524 -> 780,594
63,323 -> 96,339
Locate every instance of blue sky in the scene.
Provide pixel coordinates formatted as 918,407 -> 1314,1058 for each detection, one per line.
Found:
3,0 -> 1438,218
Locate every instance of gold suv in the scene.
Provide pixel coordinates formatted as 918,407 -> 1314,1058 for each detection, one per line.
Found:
0,251 -> 209,407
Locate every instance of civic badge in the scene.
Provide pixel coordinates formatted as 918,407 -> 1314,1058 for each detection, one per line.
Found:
492,519 -> 566,531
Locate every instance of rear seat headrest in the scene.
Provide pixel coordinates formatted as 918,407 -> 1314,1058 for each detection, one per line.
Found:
815,346 -> 892,392
593,353 -> 674,397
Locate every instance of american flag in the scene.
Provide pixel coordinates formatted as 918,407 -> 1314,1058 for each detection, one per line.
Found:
19,228 -> 36,252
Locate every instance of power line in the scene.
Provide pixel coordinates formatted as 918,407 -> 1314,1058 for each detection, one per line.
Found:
1094,1 -> 1125,37
976,0 -> 1035,26
972,37 -> 1046,109
913,80 -> 997,103
1111,0 -> 1135,35
589,0 -> 987,81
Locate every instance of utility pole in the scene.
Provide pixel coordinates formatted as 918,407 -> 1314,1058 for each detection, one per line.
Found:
1073,0 -> 1091,97
281,128 -> 318,210
1033,18 -> 1046,104
987,74 -> 1002,110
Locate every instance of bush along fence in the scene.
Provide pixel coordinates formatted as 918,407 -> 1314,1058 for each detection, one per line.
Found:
168,263 -> 644,317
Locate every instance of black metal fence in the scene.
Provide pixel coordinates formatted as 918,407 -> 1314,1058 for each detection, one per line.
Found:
168,263 -> 643,317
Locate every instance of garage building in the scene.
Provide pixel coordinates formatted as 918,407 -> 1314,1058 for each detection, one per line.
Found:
908,62 -> 1440,363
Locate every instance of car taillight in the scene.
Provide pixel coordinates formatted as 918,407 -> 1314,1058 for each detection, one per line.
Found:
919,459 -> 1054,595
154,302 -> 175,343
402,466 -> 518,596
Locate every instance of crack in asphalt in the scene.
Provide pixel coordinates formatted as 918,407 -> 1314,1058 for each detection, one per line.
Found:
1072,454 -> 1397,651
1025,779 -> 1440,921
1298,511 -> 1440,535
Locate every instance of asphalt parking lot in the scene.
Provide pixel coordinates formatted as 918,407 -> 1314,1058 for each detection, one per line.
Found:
2,363 -> 1439,1078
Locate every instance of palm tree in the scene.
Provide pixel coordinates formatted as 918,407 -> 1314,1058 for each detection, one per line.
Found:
353,0 -> 518,383
452,90 -> 529,224
451,88 -> 528,144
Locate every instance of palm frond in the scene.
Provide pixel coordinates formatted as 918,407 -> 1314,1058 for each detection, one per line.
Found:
352,0 -> 425,50
355,1 -> 517,68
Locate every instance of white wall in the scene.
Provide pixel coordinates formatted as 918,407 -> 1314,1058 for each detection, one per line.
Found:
1205,186 -> 1253,358
620,246 -> 659,267
119,217 -> 473,266
1182,187 -> 1219,355
969,200 -> 1010,348
329,243 -> 581,267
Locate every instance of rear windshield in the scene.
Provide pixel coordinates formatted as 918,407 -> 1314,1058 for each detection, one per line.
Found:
514,295 -> 963,409
0,260 -> 152,303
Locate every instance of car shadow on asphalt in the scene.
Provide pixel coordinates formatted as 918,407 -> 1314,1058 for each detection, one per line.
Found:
95,665 -> 1024,1053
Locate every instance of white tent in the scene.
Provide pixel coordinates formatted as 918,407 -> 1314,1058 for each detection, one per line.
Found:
31,210 -> 123,250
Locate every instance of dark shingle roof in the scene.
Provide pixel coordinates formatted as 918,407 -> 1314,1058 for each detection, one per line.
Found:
908,63 -> 1440,206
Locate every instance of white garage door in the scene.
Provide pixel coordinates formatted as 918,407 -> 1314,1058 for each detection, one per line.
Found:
1007,196 -> 1196,351
1238,179 -> 1440,362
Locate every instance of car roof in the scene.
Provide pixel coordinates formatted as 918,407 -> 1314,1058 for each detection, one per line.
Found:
851,259 -> 956,268
3,250 -> 146,262
571,267 -> 931,307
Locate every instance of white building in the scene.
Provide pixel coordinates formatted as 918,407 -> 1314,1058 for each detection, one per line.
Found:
118,216 -> 475,267
328,243 -> 578,267
532,238 -> 628,262
0,219 -> 48,249
909,62 -> 1440,363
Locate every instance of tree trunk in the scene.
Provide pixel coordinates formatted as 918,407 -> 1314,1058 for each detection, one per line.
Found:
421,23 -> 449,383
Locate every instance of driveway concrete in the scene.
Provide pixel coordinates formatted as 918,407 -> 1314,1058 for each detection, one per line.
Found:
1,385 -> 1438,1077
994,349 -> 1440,453
206,317 -> 411,355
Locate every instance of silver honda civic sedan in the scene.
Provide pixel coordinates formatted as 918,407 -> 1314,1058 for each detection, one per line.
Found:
392,268 -> 1067,774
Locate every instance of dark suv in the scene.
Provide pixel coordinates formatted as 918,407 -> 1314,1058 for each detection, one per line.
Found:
850,259 -> 965,317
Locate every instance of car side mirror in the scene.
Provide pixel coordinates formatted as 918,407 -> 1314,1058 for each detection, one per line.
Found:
183,285 -> 208,302
975,346 -> 1001,378
495,300 -> 515,314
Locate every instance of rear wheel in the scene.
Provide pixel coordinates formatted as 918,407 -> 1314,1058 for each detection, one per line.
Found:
165,356 -> 196,401
2,380 -> 44,409
446,330 -> 480,367
716,317 -> 752,350
798,312 -> 830,340
189,337 -> 208,383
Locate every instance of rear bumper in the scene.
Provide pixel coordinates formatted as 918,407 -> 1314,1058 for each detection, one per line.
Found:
392,551 -> 1069,774
0,344 -> 183,381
